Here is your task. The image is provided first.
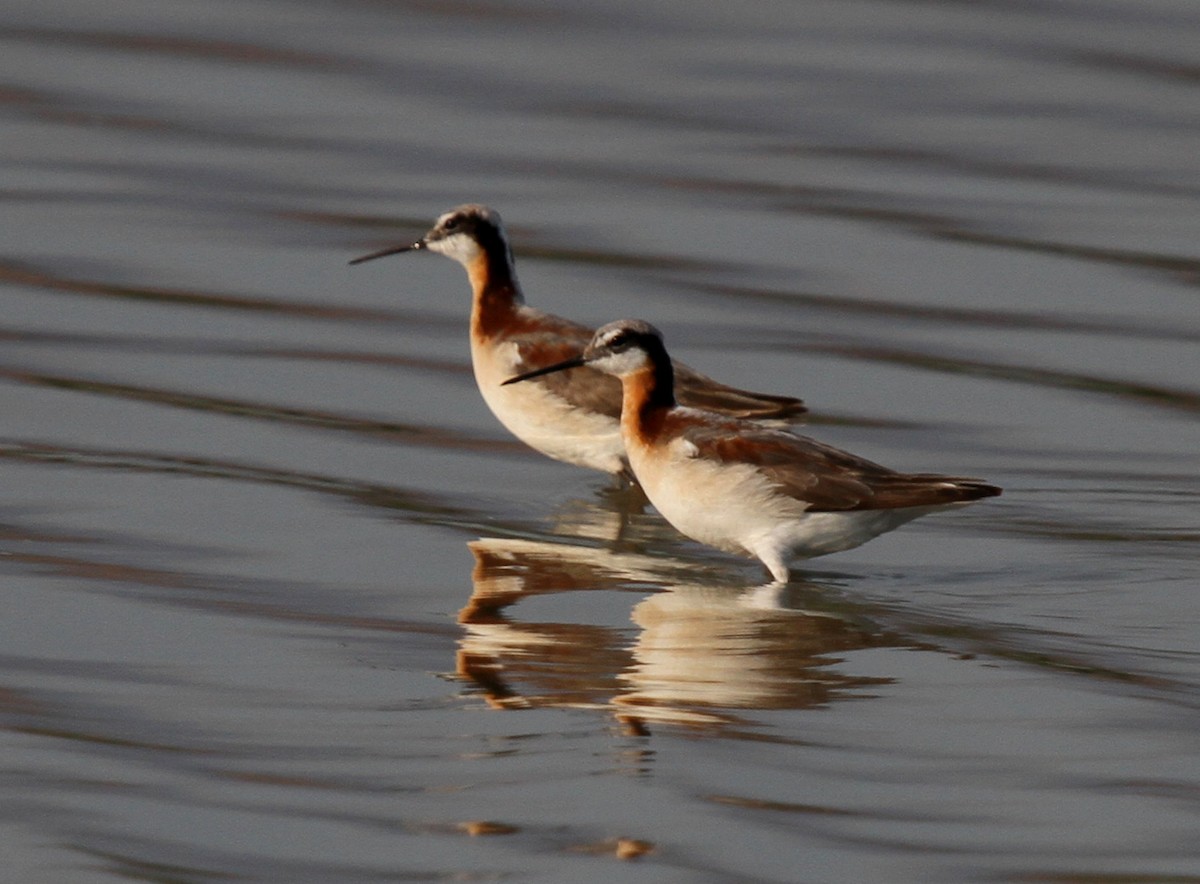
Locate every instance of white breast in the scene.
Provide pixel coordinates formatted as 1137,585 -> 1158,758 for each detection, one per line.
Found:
473,340 -> 625,473
628,436 -> 796,556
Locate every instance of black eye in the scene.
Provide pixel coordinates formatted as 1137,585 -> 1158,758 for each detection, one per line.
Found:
444,218 -> 460,231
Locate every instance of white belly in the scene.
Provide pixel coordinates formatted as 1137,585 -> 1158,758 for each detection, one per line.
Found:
629,443 -> 801,555
473,340 -> 625,473
628,437 -> 953,577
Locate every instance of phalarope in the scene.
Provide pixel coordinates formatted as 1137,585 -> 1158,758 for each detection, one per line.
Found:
350,205 -> 805,475
503,319 -> 1000,583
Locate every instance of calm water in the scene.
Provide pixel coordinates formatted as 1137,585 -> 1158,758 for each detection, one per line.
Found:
3,1 -> 1200,881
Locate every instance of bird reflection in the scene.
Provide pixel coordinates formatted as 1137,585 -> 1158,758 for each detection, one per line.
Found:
456,537 -> 900,731
545,480 -> 658,549
456,537 -> 677,713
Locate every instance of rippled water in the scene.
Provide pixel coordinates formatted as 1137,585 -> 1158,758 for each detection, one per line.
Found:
3,1 -> 1200,881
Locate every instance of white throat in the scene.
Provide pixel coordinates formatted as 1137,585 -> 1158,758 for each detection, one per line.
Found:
426,233 -> 484,269
588,347 -> 653,377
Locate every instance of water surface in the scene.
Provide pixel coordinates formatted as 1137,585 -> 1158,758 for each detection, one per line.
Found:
3,1 -> 1200,881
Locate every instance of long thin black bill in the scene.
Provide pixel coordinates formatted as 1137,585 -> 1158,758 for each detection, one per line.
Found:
348,240 -> 424,265
501,356 -> 588,386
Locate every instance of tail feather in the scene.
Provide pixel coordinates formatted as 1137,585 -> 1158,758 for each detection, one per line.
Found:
867,476 -> 1002,509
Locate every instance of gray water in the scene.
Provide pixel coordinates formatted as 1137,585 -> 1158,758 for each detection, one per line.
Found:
3,1 -> 1199,881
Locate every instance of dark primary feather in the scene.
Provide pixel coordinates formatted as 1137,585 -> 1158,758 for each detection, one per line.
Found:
670,416 -> 1001,512
500,307 -> 806,421
673,362 -> 808,419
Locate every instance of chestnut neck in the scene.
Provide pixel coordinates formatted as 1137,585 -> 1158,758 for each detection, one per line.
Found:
467,249 -> 524,341
621,349 -> 676,439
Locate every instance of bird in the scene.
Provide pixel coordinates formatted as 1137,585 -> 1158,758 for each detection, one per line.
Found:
349,204 -> 806,476
503,319 -> 1001,583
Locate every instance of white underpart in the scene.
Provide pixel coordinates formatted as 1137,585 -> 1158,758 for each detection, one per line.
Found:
474,340 -> 625,473
627,425 -> 960,583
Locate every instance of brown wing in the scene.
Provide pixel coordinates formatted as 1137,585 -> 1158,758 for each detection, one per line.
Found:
674,416 -> 1001,512
673,359 -> 807,421
501,309 -> 623,419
